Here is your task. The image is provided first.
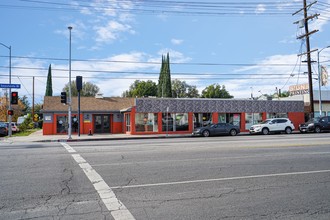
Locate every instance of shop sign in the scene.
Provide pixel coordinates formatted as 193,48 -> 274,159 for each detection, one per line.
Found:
289,83 -> 309,96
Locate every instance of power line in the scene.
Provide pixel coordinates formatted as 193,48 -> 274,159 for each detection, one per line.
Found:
0,55 -> 299,67
0,65 -> 303,76
1,0 -> 302,17
1,74 -> 308,80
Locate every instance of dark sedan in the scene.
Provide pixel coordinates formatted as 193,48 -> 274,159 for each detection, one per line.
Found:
0,122 -> 8,137
192,123 -> 240,137
299,116 -> 330,133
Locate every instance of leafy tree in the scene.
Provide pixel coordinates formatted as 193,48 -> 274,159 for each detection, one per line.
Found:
18,113 -> 34,131
0,96 -> 25,122
187,85 -> 200,98
171,79 -> 199,98
122,80 -> 157,97
201,84 -> 233,98
34,103 -> 43,114
278,90 -> 290,98
63,80 -> 100,97
45,64 -> 53,96
20,95 -> 31,115
157,53 -> 172,97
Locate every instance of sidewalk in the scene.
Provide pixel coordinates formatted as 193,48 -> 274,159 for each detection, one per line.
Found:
2,130 -> 191,143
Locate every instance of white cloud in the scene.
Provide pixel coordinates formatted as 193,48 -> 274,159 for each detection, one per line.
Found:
223,54 -> 312,98
95,20 -> 134,43
171,39 -> 183,45
56,0 -> 136,47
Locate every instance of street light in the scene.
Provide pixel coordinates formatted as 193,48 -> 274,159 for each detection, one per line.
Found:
68,26 -> 73,140
317,45 -> 330,117
0,42 -> 12,137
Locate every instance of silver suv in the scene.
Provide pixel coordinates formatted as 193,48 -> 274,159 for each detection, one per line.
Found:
249,118 -> 295,135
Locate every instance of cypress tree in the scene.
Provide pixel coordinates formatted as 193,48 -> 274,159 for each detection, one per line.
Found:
158,55 -> 165,97
157,53 -> 172,98
164,53 -> 172,97
45,64 -> 53,96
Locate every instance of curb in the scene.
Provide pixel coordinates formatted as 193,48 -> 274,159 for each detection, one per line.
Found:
34,134 -> 192,143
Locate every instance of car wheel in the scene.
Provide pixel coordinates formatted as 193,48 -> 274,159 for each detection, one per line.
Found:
285,127 -> 292,134
230,129 -> 237,136
262,128 -> 269,135
314,126 -> 321,133
202,130 -> 210,137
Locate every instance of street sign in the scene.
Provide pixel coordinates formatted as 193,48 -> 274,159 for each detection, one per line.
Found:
0,83 -> 21,89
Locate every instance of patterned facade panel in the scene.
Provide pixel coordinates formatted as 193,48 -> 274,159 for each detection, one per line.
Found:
135,98 -> 304,113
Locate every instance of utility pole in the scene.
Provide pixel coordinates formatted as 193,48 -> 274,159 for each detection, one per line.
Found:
293,0 -> 319,118
32,76 -> 34,123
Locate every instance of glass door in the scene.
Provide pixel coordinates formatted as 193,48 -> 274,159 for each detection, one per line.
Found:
94,115 -> 110,133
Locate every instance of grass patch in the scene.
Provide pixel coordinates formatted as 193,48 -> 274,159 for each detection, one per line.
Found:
12,128 -> 41,137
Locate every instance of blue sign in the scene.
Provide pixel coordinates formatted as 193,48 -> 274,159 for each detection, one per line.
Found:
0,83 -> 21,89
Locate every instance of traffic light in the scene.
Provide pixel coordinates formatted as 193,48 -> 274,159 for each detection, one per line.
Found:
8,110 -> 14,115
11,92 -> 18,105
61,92 -> 67,104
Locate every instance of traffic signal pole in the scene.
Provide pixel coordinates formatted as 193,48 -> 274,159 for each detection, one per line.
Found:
68,26 -> 73,140
0,43 -> 12,137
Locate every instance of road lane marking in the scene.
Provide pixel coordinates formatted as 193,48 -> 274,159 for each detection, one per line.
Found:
60,143 -> 135,220
91,151 -> 330,167
61,143 -> 77,153
111,169 -> 330,189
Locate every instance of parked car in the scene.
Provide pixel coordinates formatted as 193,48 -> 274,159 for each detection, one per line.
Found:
5,122 -> 19,133
0,122 -> 8,136
299,116 -> 330,133
192,123 -> 240,137
249,118 -> 295,135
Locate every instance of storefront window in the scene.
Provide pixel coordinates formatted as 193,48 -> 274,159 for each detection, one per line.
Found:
125,114 -> 131,132
56,115 -> 79,134
162,113 -> 173,132
72,115 -> 78,133
266,113 -> 288,118
162,113 -> 189,131
193,113 -> 212,128
175,113 -> 189,131
245,113 -> 263,130
230,113 -> 241,127
314,111 -> 326,117
218,113 -> 226,123
218,113 -> 241,127
135,113 -> 158,132
56,116 -> 67,134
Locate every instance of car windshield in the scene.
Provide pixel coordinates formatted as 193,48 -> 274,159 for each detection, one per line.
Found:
307,117 -> 320,123
260,120 -> 271,124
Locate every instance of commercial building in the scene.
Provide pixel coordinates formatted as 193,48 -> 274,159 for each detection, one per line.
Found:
42,96 -> 305,135
283,90 -> 330,118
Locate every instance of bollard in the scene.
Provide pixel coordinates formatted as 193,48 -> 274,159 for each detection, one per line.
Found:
88,129 -> 93,136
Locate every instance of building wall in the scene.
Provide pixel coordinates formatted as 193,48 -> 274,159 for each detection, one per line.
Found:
288,112 -> 305,129
135,98 -> 304,113
42,98 -> 305,135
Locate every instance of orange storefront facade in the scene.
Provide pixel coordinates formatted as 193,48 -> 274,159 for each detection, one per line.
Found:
42,96 -> 305,136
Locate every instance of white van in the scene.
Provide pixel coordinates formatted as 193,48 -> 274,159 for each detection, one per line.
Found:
17,116 -> 27,126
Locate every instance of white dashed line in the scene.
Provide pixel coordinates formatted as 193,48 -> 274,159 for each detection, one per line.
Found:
61,143 -> 135,220
61,143 -> 77,153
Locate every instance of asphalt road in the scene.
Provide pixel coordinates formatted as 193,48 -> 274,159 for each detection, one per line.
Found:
1,133 -> 330,219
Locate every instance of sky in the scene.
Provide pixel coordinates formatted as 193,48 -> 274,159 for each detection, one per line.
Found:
0,0 -> 330,105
